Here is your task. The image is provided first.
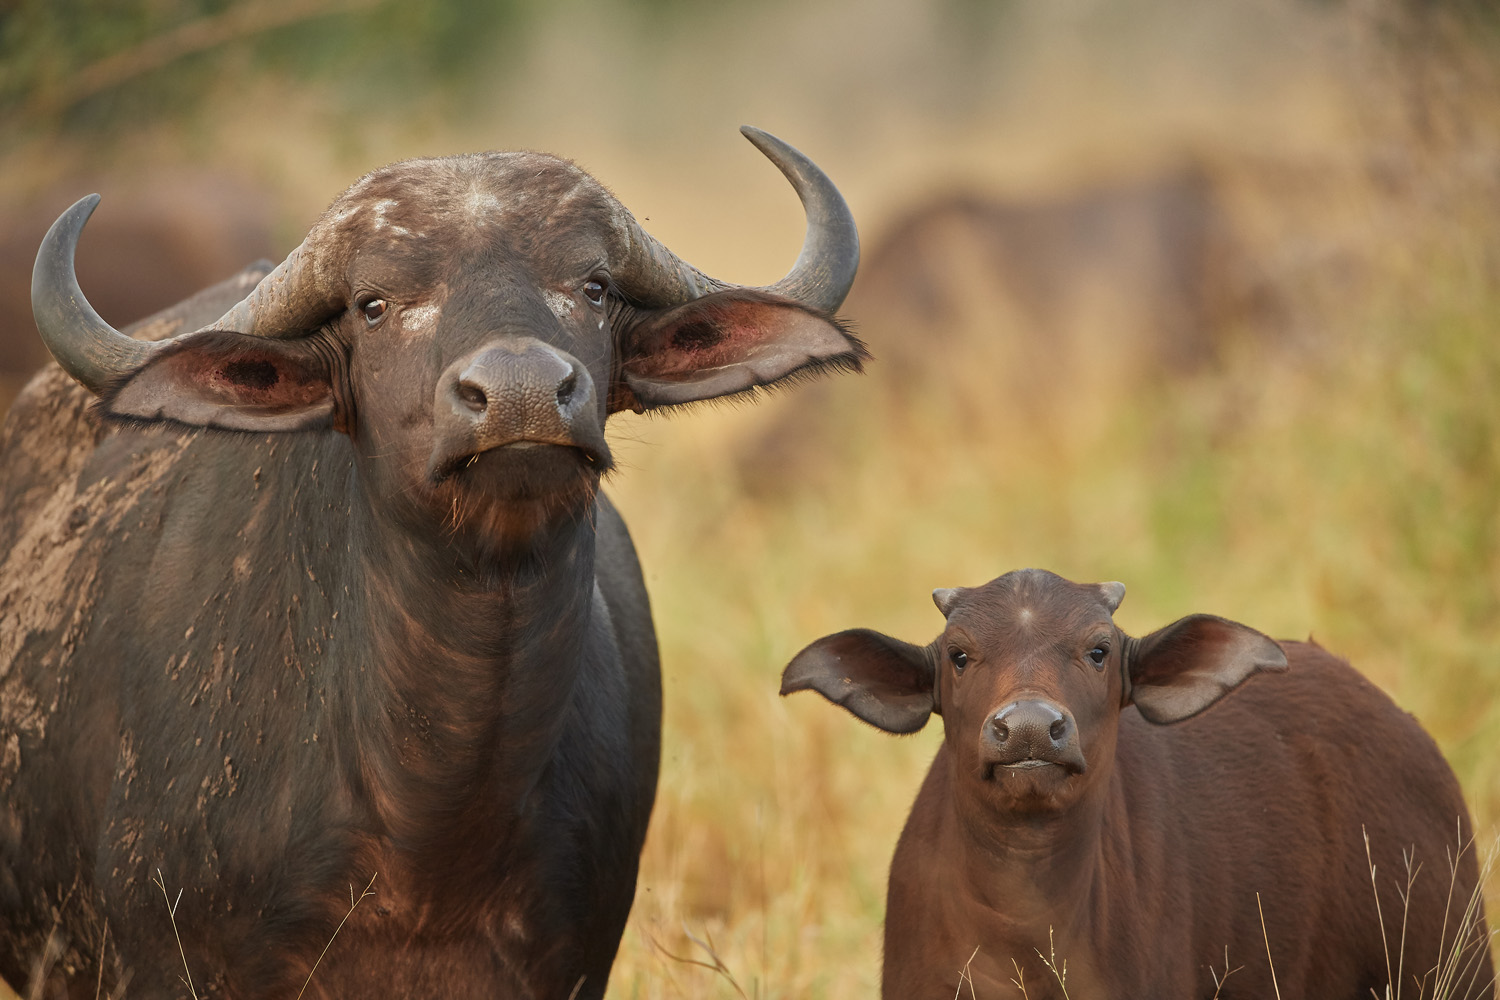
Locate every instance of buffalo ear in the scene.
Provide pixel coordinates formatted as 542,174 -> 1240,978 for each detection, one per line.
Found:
1127,614 -> 1288,724
780,628 -> 936,734
100,330 -> 335,432
611,288 -> 866,411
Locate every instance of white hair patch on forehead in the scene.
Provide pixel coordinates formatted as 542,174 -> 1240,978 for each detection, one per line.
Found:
403,303 -> 440,329
465,187 -> 505,223
545,291 -> 575,319
371,199 -> 400,230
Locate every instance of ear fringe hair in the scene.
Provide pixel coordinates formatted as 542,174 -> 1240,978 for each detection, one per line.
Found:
634,318 -> 870,418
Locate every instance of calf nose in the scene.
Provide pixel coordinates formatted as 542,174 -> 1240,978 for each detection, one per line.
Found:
429,338 -> 609,478
983,700 -> 1086,773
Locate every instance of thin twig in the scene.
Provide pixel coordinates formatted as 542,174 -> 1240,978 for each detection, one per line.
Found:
294,873 -> 377,1000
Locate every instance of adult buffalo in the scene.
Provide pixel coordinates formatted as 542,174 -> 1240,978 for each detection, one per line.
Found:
1,127 -> 862,999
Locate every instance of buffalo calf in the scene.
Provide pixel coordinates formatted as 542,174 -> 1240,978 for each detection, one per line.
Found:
782,568 -> 1493,999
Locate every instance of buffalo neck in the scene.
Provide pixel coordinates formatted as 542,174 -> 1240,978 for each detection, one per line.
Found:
948,750 -> 1121,940
338,469 -> 603,864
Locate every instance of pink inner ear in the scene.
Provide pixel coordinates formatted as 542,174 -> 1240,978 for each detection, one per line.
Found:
107,337 -> 335,430
202,352 -> 327,408
145,347 -> 328,410
625,300 -> 788,380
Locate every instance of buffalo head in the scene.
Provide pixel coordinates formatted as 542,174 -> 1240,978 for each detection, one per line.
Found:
780,569 -> 1287,814
32,127 -> 863,546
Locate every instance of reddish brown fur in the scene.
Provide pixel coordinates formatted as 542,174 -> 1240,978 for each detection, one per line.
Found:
782,568 -> 1494,1000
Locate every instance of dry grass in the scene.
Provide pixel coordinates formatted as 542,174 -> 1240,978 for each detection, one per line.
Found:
4,1 -> 1500,997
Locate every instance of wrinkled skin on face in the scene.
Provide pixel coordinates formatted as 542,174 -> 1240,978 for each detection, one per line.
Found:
782,569 -> 1492,1000
90,152 -> 865,556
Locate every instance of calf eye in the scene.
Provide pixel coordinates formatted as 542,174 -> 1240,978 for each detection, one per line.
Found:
360,298 -> 388,325
1088,646 -> 1108,669
949,648 -> 968,673
583,275 -> 609,307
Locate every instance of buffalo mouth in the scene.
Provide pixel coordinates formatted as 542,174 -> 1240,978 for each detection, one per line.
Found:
427,439 -> 612,506
982,753 -> 1087,781
428,435 -> 612,485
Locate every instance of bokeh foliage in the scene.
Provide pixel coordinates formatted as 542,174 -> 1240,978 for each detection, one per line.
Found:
0,0 -> 538,142
2,1 -> 1500,997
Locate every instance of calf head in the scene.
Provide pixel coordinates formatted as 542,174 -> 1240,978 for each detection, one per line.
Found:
781,568 -> 1287,813
32,128 -> 863,550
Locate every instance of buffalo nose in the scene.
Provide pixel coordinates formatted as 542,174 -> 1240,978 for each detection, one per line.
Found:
429,338 -> 609,478
454,350 -> 581,417
984,699 -> 1085,772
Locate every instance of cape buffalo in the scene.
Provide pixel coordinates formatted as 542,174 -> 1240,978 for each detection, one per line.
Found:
781,568 -> 1493,999
1,127 -> 862,998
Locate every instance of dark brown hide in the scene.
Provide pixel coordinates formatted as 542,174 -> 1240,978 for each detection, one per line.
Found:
3,130 -> 862,999
782,569 -> 1494,1000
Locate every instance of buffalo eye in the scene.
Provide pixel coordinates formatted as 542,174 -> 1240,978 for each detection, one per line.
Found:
949,648 -> 968,674
583,275 -> 609,308
1088,645 -> 1109,669
360,298 -> 388,325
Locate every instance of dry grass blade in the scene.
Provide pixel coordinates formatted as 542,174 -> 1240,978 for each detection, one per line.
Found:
953,945 -> 980,1000
1034,926 -> 1070,1000
1209,945 -> 1242,999
644,923 -> 751,1000
151,869 -> 199,1000
23,931 -> 62,1000
1008,958 -> 1030,1000
1425,831 -> 1496,1000
93,919 -> 108,1000
1366,827 -> 1393,1000
1257,893 -> 1283,1000
294,873 -> 378,1000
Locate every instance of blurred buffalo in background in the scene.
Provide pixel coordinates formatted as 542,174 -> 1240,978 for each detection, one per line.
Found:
0,172 -> 274,411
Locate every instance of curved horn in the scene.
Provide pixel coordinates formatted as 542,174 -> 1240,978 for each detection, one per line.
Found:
742,126 -> 861,313
205,237 -> 340,340
32,195 -> 166,394
610,126 -> 859,314
33,194 -> 340,399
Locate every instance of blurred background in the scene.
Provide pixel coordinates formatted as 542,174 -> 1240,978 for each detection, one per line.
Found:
3,0 -> 1499,995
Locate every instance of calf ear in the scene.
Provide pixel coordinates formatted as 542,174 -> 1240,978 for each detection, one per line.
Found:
780,628 -> 936,734
1127,614 -> 1288,724
611,288 -> 867,411
100,330 -> 336,432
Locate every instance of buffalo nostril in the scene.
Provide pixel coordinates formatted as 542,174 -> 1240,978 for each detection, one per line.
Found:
555,370 -> 578,408
457,383 -> 487,412
1050,717 -> 1068,743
